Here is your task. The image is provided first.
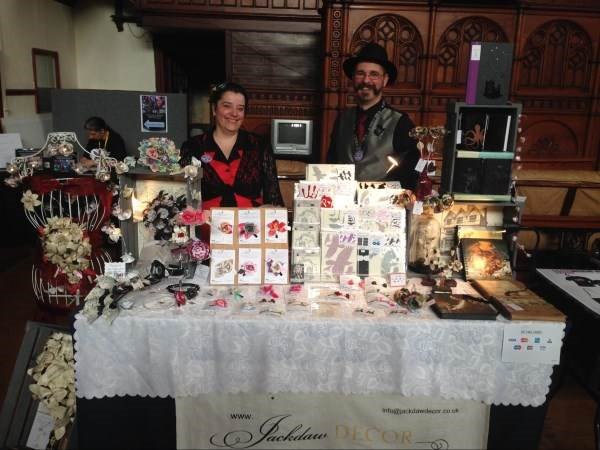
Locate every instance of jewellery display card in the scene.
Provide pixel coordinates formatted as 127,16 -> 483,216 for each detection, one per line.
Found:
357,234 -> 370,277
357,188 -> 406,208
357,181 -> 402,190
210,209 -> 236,245
293,199 -> 320,224
264,209 -> 289,244
321,231 -> 358,282
292,223 -> 320,248
237,209 -> 262,245
210,207 -> 289,285
295,181 -> 356,209
305,164 -> 355,182
368,245 -> 406,277
264,248 -> 289,284
320,208 -> 359,231
292,248 -> 321,282
236,247 -> 262,285
210,249 -> 236,285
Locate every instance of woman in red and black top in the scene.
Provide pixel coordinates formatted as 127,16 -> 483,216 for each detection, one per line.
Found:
180,82 -> 283,208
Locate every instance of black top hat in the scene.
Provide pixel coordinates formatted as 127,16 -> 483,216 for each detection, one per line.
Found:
343,42 -> 397,84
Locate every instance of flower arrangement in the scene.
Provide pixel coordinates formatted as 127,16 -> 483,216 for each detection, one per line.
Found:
40,217 -> 93,284
142,191 -> 187,241
137,137 -> 181,173
27,332 -> 75,444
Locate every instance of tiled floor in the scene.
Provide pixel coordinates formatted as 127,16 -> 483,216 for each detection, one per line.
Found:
0,244 -> 597,449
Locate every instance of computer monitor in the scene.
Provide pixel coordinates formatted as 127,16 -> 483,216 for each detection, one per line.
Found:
271,119 -> 313,156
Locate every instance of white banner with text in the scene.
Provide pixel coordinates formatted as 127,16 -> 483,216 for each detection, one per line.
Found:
176,393 -> 489,449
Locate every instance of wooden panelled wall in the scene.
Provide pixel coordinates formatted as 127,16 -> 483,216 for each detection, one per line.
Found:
321,0 -> 600,170
133,0 -> 600,170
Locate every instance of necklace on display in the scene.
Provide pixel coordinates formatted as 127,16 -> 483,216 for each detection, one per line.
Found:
101,130 -> 110,149
352,101 -> 386,162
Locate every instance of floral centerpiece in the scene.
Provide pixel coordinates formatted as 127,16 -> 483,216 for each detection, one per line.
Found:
40,217 -> 93,285
142,191 -> 187,241
137,137 -> 181,173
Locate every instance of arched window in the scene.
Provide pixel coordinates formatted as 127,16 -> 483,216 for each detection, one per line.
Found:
434,16 -> 508,87
519,20 -> 591,90
349,14 -> 423,87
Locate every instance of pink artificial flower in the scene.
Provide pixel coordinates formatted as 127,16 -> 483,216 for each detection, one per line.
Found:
211,299 -> 228,308
241,262 -> 256,273
146,148 -> 159,159
180,207 -> 206,225
187,239 -> 210,261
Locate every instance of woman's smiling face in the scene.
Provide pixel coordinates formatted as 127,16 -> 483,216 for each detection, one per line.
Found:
213,91 -> 246,134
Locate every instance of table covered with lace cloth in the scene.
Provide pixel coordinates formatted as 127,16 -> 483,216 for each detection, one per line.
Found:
74,284 -> 563,407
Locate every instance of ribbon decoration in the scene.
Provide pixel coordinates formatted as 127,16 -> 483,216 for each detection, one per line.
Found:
28,174 -> 113,226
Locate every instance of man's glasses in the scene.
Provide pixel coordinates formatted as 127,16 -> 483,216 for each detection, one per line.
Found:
354,70 -> 384,81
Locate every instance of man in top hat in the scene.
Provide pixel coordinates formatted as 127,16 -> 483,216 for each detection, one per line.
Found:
327,43 -> 420,189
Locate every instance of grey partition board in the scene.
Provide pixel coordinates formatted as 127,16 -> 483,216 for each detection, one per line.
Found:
51,89 -> 188,157
0,321 -> 71,448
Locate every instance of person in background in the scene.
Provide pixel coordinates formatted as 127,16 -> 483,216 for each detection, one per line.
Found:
326,43 -> 420,191
81,116 -> 127,168
179,82 -> 283,208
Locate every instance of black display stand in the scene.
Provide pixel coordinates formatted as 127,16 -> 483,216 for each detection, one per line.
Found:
441,102 -> 522,202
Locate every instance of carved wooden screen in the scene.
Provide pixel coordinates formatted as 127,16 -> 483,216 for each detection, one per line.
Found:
348,14 -> 423,88
434,16 -> 508,88
519,20 -> 592,90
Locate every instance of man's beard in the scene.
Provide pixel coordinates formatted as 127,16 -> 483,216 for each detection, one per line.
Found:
355,83 -> 382,97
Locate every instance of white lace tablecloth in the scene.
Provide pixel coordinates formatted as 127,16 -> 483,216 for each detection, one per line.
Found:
74,286 -> 563,407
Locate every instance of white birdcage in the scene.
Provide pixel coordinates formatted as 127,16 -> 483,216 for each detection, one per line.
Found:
25,176 -> 113,311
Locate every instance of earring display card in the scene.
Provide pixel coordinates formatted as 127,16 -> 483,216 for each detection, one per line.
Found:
293,199 -> 320,224
264,248 -> 289,284
264,209 -> 289,244
210,207 -> 289,285
357,188 -> 406,208
210,209 -> 236,245
237,209 -> 262,244
210,249 -> 236,285
305,164 -> 355,181
292,223 -> 320,248
357,181 -> 402,190
321,231 -> 357,281
368,245 -> 406,277
320,208 -> 359,231
292,248 -> 321,281
237,247 -> 262,284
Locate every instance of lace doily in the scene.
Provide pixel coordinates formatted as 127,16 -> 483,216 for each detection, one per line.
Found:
74,304 -> 562,406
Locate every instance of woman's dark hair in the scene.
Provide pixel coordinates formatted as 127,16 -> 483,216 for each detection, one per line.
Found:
84,116 -> 108,132
209,82 -> 248,110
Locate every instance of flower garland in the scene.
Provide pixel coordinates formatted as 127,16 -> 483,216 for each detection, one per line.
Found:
40,217 -> 93,284
142,191 -> 187,241
27,332 -> 75,444
137,137 -> 180,173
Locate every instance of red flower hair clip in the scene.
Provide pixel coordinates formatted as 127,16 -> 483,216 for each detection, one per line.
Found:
267,220 -> 287,238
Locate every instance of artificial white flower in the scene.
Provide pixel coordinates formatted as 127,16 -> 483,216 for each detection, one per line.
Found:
21,190 -> 41,211
171,225 -> 188,245
101,223 -> 122,243
27,332 -> 75,445
121,252 -> 135,264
